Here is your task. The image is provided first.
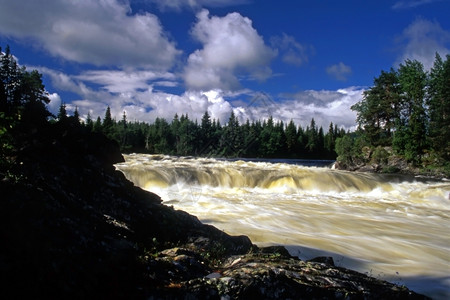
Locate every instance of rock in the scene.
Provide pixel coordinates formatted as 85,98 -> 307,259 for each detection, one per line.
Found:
308,256 -> 335,266
259,245 -> 293,258
0,123 -> 430,299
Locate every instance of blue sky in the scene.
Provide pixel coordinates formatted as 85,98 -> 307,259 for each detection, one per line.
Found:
1,0 -> 449,130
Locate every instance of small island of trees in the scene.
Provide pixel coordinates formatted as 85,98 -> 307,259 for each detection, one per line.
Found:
336,54 -> 449,176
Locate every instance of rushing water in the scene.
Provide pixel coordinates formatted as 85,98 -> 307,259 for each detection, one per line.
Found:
116,154 -> 450,299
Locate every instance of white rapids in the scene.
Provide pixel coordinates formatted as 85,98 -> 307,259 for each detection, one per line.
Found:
116,154 -> 450,299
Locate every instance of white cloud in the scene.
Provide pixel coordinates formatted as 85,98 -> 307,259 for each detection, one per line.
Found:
232,87 -> 363,130
326,62 -> 352,81
47,93 -> 62,115
37,67 -> 85,95
271,33 -> 314,66
75,70 -> 177,93
392,0 -> 443,9
396,18 -> 450,70
147,0 -> 251,11
39,66 -> 361,130
184,9 -> 276,91
0,0 -> 180,69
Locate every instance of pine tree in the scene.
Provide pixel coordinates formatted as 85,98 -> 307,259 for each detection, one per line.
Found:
93,116 -> 102,133
396,59 -> 427,162
57,103 -> 67,122
73,106 -> 80,124
306,118 -> 318,154
427,53 -> 450,161
86,112 -> 93,131
352,69 -> 401,146
103,106 -> 113,129
285,120 -> 297,155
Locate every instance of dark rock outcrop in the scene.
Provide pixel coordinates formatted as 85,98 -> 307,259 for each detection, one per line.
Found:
0,124 -> 429,299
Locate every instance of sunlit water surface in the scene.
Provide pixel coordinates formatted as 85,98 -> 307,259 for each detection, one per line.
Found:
116,154 -> 450,299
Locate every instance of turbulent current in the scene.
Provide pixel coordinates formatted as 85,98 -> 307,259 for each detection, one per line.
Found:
116,154 -> 450,299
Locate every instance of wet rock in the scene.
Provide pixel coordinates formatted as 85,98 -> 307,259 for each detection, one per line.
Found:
259,245 -> 293,258
308,256 -> 335,266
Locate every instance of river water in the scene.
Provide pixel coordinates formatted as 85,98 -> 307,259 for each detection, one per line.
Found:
116,154 -> 450,299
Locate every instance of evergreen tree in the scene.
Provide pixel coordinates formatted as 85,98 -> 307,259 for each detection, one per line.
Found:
73,106 -> 80,124
102,106 -> 114,138
0,46 -> 51,167
103,106 -> 113,129
324,122 -> 336,158
306,118 -> 318,154
317,126 -> 325,157
121,111 -> 127,129
85,112 -> 93,131
222,111 -> 242,156
285,120 -> 297,155
396,59 -> 427,162
1,45 -> 23,112
93,116 -> 102,133
199,111 -> 213,154
352,69 -> 401,146
57,103 -> 67,121
427,53 -> 450,161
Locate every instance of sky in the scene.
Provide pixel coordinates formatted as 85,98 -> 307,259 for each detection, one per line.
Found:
1,0 -> 449,130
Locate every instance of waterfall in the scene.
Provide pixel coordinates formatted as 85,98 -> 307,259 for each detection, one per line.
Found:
116,154 -> 450,300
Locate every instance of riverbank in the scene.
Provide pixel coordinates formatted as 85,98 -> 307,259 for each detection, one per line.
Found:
0,123 -> 430,299
334,146 -> 449,180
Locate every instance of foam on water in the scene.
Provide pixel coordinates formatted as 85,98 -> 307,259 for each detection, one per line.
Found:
116,154 -> 450,299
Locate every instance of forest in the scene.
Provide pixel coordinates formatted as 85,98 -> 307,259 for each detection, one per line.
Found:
1,44 -> 343,166
1,45 -> 449,173
74,107 -> 345,159
335,54 -> 450,174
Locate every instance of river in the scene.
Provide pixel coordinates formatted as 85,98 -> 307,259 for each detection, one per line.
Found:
115,154 -> 450,299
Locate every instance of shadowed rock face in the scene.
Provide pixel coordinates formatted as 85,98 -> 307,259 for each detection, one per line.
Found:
0,123 -> 429,299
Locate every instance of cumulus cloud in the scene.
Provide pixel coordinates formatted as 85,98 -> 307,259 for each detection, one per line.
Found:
37,66 -> 231,123
396,18 -> 450,70
0,0 -> 180,69
232,87 -> 363,130
47,93 -> 62,115
39,66 -> 361,130
184,9 -> 276,91
147,0 -> 251,11
271,33 -> 314,66
326,62 -> 352,81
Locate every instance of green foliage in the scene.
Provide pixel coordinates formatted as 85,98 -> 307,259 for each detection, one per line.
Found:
83,107 -> 342,159
57,103 -> 67,121
427,53 -> 450,161
351,69 -> 401,146
1,45 -> 52,173
335,135 -> 354,164
349,55 -> 450,171
0,112 -> 15,169
371,146 -> 389,165
397,59 -> 427,163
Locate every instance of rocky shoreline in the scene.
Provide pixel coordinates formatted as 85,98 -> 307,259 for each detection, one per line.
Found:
0,123 -> 430,299
333,146 -> 448,180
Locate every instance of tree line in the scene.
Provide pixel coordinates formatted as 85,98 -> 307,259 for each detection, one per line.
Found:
336,54 -> 449,174
6,43 -> 447,172
1,44 -> 345,165
73,105 -> 345,159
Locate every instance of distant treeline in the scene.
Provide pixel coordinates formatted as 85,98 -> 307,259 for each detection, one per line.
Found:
71,105 -> 345,159
0,44 -> 344,162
